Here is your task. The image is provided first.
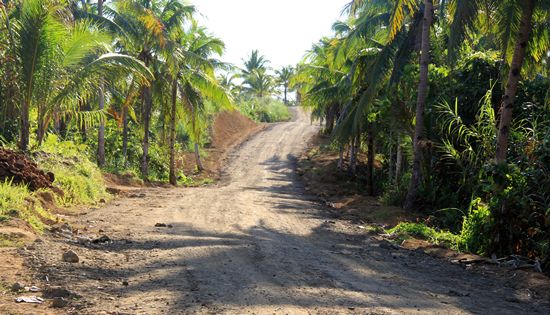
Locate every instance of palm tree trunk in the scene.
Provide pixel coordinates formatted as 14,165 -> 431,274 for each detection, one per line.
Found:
492,0 -> 535,257
495,0 -> 535,163
80,100 -> 89,142
97,84 -> 106,166
122,106 -> 129,168
194,142 -> 204,172
169,79 -> 178,186
325,103 -> 337,135
395,135 -> 403,184
141,86 -> 152,180
404,0 -> 433,211
388,133 -> 394,184
97,0 -> 105,167
366,124 -> 375,196
349,138 -> 356,175
337,144 -> 344,170
283,85 -> 288,105
190,100 -> 204,172
37,109 -> 46,146
19,100 -> 30,151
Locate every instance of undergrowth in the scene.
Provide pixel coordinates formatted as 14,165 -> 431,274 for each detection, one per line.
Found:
238,97 -> 291,122
388,222 -> 460,249
37,134 -> 108,205
1,134 -> 108,234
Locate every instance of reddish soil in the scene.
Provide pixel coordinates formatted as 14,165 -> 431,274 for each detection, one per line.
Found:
0,149 -> 54,191
178,110 -> 263,182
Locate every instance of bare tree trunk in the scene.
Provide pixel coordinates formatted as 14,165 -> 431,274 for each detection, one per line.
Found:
97,0 -> 105,167
194,143 -> 204,172
395,135 -> 403,184
19,100 -> 30,151
141,86 -> 152,180
122,106 -> 129,168
97,84 -> 106,166
337,144 -> 344,170
80,100 -> 89,142
325,103 -> 337,135
349,138 -> 356,175
169,79 -> 178,186
404,0 -> 433,211
36,109 -> 46,146
366,124 -> 375,196
388,133 -> 394,185
495,0 -> 534,163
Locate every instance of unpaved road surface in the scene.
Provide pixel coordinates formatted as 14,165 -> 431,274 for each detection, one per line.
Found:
30,110 -> 550,314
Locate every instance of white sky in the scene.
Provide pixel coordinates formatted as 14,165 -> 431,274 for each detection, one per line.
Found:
193,0 -> 351,70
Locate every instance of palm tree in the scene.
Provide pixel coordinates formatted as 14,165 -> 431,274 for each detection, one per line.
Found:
276,66 -> 294,105
97,0 -> 106,167
242,68 -> 275,98
445,0 -> 549,164
164,21 -> 230,182
110,0 -> 194,180
403,0 -> 433,211
7,0 -> 151,151
242,49 -> 270,75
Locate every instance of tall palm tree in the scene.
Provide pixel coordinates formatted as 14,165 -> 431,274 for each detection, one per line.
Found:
242,68 -> 274,98
97,0 -> 106,166
403,0 -> 433,211
110,0 -> 194,179
276,66 -> 294,105
164,21 -> 231,182
7,0 -> 151,151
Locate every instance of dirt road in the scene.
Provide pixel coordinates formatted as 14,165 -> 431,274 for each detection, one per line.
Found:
31,109 -> 549,314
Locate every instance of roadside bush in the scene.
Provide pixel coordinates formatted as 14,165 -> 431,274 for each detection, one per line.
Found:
380,172 -> 411,206
458,198 -> 491,254
238,97 -> 291,122
388,222 -> 459,249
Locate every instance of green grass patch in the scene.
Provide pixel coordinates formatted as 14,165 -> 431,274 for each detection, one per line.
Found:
388,222 -> 460,249
0,233 -> 24,248
238,97 -> 291,122
38,134 -> 108,206
0,180 -> 28,216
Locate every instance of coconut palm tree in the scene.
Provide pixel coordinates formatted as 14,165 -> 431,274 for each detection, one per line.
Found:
5,0 -> 151,151
275,66 -> 294,105
164,21 -> 231,183
110,0 -> 194,179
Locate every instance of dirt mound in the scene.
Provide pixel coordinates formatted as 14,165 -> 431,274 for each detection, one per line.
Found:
211,110 -> 258,150
177,110 -> 262,181
0,148 -> 54,191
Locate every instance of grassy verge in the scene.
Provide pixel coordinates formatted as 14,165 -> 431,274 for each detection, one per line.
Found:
0,135 -> 108,237
387,222 -> 460,249
238,97 -> 291,122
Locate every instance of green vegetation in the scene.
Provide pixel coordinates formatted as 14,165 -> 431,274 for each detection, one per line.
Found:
239,97 -> 291,123
0,1 -> 295,232
38,135 -> 108,205
0,180 -> 55,232
293,0 -> 550,272
388,222 -> 460,249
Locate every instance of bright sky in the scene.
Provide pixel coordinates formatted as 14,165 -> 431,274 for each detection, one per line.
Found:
193,0 -> 351,70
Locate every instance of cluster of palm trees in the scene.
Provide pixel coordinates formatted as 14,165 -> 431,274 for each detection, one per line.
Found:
219,50 -> 295,105
293,0 -> 550,208
0,0 -> 231,184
